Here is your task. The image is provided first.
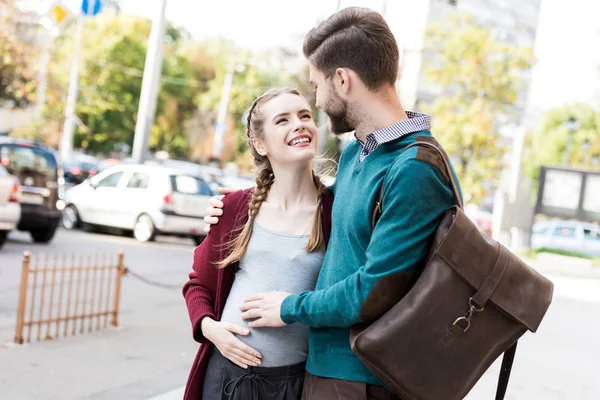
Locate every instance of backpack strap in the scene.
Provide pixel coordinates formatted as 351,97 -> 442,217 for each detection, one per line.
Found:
495,342 -> 518,400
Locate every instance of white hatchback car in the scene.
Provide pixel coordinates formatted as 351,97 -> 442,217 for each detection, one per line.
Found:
62,164 -> 212,245
0,164 -> 21,249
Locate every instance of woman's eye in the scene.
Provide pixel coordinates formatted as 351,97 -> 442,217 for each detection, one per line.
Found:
276,118 -> 287,124
301,114 -> 312,120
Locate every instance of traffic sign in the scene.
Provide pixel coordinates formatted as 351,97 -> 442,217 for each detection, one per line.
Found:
46,1 -> 71,28
81,0 -> 102,16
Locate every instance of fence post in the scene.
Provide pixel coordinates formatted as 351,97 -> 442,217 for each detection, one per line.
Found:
110,252 -> 125,327
14,252 -> 31,344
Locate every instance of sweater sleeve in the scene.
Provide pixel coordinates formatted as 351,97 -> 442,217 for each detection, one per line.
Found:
280,158 -> 457,328
182,191 -> 245,343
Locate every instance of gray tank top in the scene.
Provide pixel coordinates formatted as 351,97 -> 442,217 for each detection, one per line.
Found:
220,221 -> 324,367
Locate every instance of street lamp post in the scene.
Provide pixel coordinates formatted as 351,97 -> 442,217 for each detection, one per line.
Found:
132,0 -> 167,164
582,139 -> 590,167
564,117 -> 579,167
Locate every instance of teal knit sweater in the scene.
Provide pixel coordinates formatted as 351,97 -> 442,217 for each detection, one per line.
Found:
280,130 -> 462,385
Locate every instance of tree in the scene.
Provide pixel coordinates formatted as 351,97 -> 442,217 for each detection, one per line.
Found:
0,0 -> 38,108
422,14 -> 534,204
523,104 -> 600,183
40,14 -> 213,156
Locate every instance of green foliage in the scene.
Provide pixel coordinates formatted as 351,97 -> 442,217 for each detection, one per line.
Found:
0,0 -> 38,107
41,15 -> 214,157
523,103 -> 600,183
422,14 -> 535,204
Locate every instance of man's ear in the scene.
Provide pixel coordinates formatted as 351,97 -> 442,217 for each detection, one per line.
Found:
334,68 -> 352,95
253,139 -> 268,156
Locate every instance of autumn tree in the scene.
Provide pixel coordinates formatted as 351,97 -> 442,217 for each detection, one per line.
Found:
422,14 -> 535,204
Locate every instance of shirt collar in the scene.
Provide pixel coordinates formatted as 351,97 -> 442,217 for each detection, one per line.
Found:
355,111 -> 432,145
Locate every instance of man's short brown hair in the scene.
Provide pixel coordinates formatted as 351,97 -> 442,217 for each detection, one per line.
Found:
303,7 -> 400,90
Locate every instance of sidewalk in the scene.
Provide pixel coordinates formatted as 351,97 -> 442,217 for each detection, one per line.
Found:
0,283 -> 197,400
524,252 -> 600,280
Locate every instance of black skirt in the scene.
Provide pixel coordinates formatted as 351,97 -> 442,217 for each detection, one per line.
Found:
202,349 -> 306,400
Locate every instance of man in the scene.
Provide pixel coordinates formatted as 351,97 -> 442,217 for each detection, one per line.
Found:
205,7 -> 462,400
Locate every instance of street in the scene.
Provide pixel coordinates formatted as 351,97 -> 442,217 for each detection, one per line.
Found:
0,228 -> 599,399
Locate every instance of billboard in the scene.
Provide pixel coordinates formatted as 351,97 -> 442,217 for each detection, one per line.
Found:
535,166 -> 600,222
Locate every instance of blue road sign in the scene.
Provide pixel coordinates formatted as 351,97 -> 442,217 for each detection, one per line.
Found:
81,0 -> 102,16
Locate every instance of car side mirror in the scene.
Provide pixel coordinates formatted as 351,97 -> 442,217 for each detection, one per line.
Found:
89,179 -> 99,189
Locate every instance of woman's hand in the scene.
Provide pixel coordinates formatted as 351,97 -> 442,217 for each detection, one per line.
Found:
203,188 -> 236,233
201,317 -> 262,369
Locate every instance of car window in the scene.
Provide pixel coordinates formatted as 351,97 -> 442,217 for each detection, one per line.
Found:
126,173 -> 150,189
583,229 -> 600,242
171,175 -> 212,196
533,224 -> 550,235
97,172 -> 123,188
0,144 -> 58,187
551,226 -> 576,239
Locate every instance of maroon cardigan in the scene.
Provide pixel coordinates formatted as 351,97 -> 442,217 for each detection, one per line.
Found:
182,187 -> 333,400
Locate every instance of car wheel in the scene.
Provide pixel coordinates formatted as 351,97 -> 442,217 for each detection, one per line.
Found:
133,214 -> 156,242
0,231 -> 8,249
62,205 -> 80,230
30,228 -> 57,243
193,235 -> 205,246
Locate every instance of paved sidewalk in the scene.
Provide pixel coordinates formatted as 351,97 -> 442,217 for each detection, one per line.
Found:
524,253 -> 600,280
0,280 -> 198,400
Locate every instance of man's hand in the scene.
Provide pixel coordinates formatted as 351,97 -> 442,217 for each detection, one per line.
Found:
203,187 -> 235,233
240,292 -> 291,328
201,317 -> 262,369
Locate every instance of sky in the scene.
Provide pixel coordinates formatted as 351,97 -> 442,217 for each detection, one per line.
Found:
32,0 -> 600,112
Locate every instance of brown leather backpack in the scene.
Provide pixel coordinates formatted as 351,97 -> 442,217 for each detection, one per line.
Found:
350,141 -> 554,400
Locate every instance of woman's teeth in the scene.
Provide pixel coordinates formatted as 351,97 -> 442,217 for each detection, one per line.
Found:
290,138 -> 310,146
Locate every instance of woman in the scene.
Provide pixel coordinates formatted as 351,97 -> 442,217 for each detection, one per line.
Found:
182,88 -> 334,400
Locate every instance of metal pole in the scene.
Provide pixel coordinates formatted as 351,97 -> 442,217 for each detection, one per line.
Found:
564,131 -> 572,167
59,11 -> 85,162
211,57 -> 236,161
14,252 -> 31,344
110,252 -> 125,327
132,0 -> 167,164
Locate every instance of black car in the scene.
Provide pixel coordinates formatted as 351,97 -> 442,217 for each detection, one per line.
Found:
0,137 -> 62,243
63,159 -> 99,187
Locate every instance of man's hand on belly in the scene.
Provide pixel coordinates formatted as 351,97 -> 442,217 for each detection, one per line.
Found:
240,291 -> 291,328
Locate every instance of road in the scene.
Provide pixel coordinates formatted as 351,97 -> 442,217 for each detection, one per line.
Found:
0,228 -> 599,399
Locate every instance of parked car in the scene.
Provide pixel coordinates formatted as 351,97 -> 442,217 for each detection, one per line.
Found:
531,220 -> 600,257
0,137 -> 62,243
0,164 -> 21,249
62,164 -> 212,245
62,153 -> 100,188
145,159 -> 222,194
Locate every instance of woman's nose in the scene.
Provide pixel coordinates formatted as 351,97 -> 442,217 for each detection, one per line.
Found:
293,118 -> 305,132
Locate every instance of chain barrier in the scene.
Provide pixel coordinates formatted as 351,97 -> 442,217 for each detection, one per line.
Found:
123,267 -> 183,290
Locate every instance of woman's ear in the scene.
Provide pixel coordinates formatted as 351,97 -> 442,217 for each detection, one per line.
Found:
253,139 -> 268,156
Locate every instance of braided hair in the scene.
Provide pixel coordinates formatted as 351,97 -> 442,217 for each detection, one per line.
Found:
219,88 -> 325,268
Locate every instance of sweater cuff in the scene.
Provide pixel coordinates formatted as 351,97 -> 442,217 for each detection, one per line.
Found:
192,311 -> 217,343
280,294 -> 299,325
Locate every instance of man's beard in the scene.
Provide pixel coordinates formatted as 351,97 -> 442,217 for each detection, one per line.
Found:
324,90 -> 354,135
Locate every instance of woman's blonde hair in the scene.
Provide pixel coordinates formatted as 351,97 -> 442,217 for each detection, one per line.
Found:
219,88 -> 325,268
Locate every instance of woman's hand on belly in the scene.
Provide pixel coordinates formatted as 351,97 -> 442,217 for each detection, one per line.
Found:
201,317 -> 262,369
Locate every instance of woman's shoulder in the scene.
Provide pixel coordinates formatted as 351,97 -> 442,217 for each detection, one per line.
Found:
221,188 -> 253,209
